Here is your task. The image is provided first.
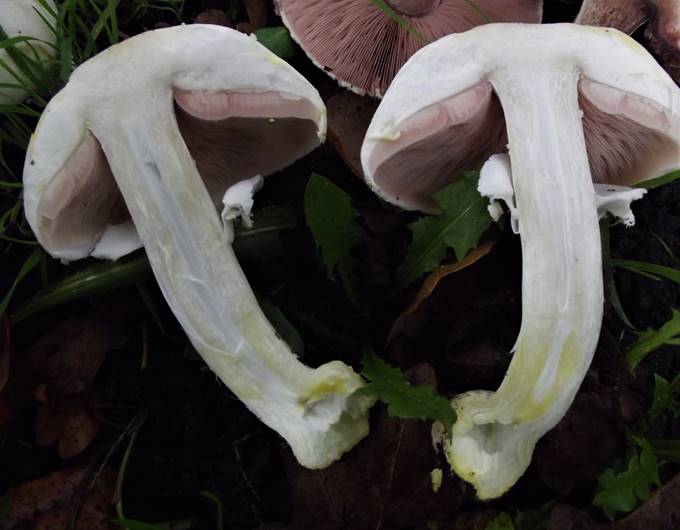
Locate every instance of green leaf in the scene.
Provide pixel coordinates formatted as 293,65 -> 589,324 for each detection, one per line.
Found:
650,373 -> 670,420
611,258 -> 680,285
485,512 -> 515,530
648,438 -> 680,463
625,309 -> 680,370
0,247 -> 43,318
254,26 -> 296,59
398,172 -> 492,287
593,437 -> 661,520
305,173 -> 364,302
635,169 -> 680,190
259,300 -> 304,356
359,349 -> 455,432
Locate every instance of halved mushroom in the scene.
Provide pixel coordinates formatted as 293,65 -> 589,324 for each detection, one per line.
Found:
361,23 -> 680,498
275,0 -> 542,97
0,0 -> 57,104
23,24 -> 374,469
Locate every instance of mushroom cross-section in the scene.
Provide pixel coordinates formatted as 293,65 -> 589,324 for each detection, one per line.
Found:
361,23 -> 680,498
23,24 -> 374,469
275,0 -> 542,97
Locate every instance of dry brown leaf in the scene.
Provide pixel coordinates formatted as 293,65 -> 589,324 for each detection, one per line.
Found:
8,467 -> 86,521
236,0 -> 268,33
388,240 -> 496,344
6,466 -> 115,529
58,409 -> 99,459
194,9 -> 233,27
326,91 -> 378,179
34,403 -> 66,447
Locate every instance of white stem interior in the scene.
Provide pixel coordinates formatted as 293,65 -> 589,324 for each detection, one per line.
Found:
95,93 -> 372,469
446,71 -> 604,498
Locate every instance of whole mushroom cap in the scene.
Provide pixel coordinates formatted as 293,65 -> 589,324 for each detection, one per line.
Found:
275,0 -> 542,97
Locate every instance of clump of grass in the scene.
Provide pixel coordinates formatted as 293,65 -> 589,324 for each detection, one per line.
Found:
0,0 -> 183,315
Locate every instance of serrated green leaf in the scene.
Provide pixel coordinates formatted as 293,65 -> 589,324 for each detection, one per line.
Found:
485,512 -> 515,530
305,173 -> 364,302
254,26 -> 296,59
626,309 -> 680,370
359,350 -> 455,432
398,172 -> 492,287
593,437 -> 660,520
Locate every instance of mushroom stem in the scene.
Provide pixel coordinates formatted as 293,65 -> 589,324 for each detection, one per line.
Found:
96,97 -> 372,469
385,0 -> 440,16
445,73 -> 603,498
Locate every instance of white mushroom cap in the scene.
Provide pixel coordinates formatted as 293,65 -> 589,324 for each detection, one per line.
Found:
24,25 -> 326,262
0,0 -> 57,104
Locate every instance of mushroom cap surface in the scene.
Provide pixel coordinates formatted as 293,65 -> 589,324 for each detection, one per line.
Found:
23,24 -> 326,261
275,0 -> 542,97
361,23 -> 680,212
0,0 -> 57,104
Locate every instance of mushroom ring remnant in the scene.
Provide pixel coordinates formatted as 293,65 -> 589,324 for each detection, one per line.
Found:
361,23 -> 680,498
23,24 -> 374,469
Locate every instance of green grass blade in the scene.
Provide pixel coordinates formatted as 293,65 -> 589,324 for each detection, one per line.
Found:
0,248 -> 43,317
369,0 -> 428,43
10,255 -> 152,322
611,259 -> 680,285
625,309 -> 680,370
636,169 -> 680,190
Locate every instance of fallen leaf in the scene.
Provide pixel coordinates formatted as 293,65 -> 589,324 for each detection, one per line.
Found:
58,408 -> 99,459
7,467 -> 86,521
388,240 -> 495,344
326,91 -> 378,179
194,9 -> 233,27
6,466 -> 115,529
236,0 -> 268,33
